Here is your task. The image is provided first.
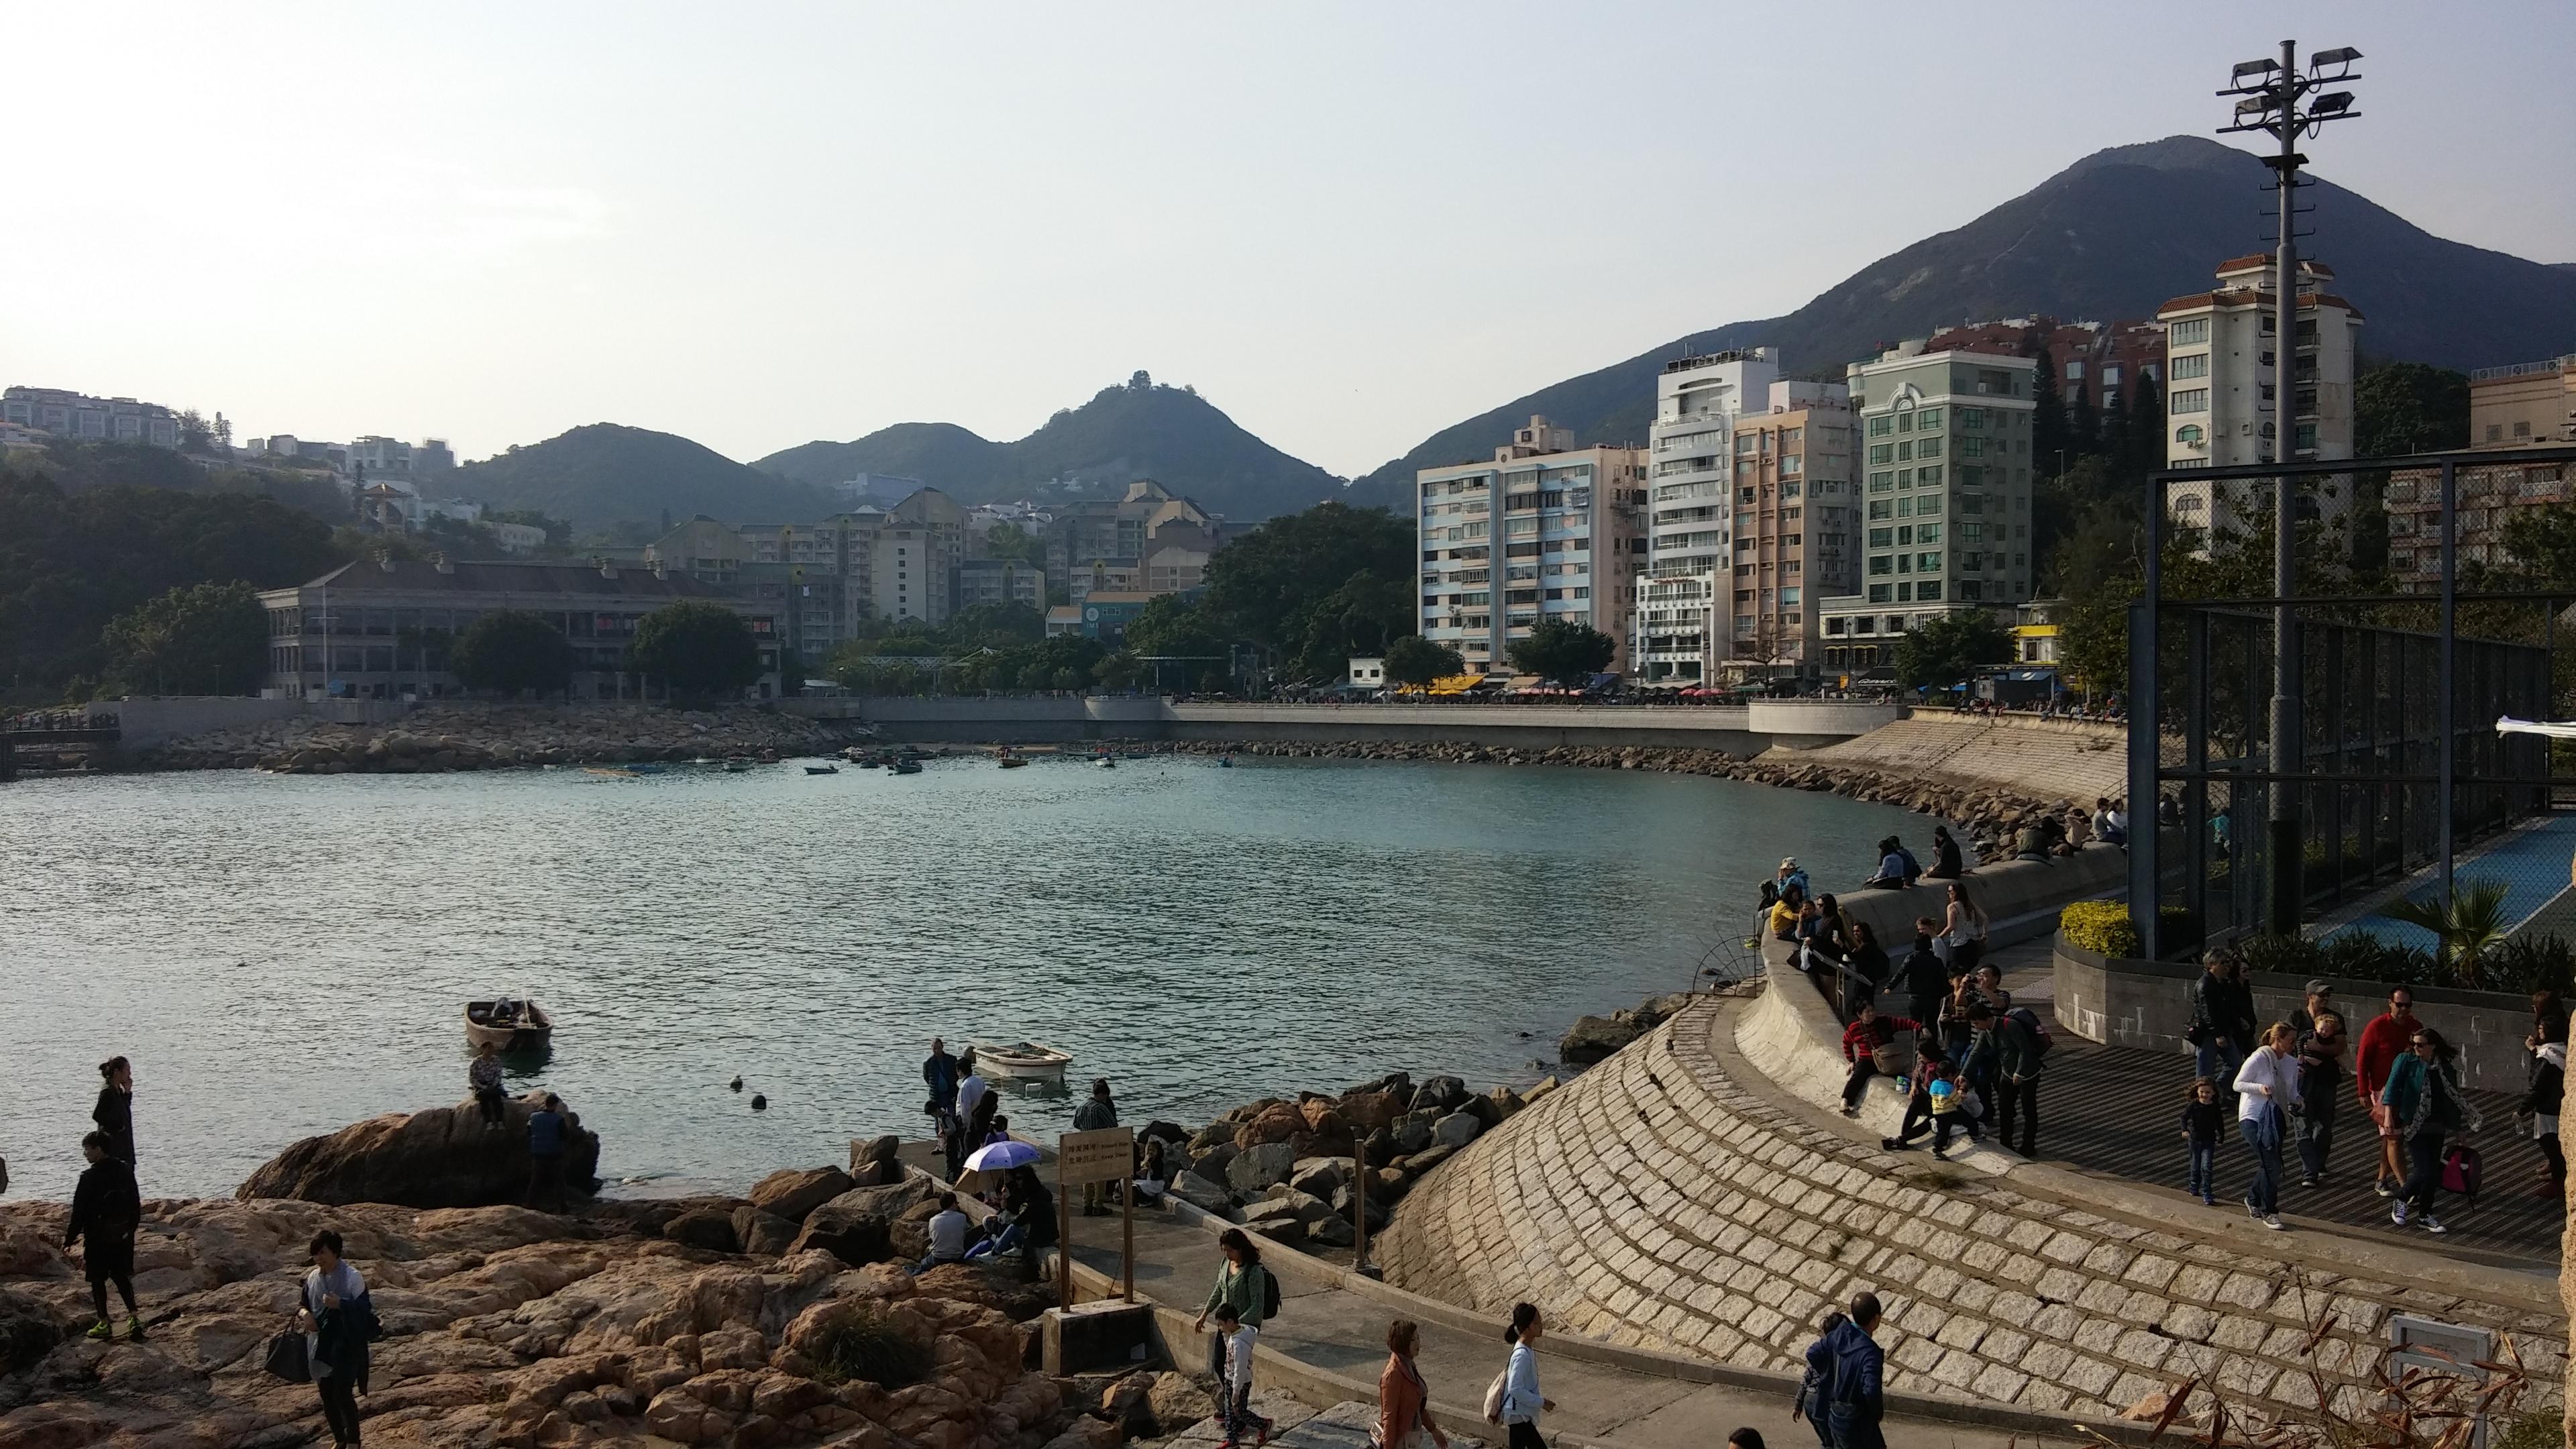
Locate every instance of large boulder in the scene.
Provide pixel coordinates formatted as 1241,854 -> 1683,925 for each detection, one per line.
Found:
1287,1157 -> 1348,1200
236,1098 -> 600,1209
730,1205 -> 801,1258
662,1209 -> 742,1254
788,1174 -> 936,1265
1232,1106 -> 1305,1152
1239,1198 -> 1305,1244
1557,1013 -> 1644,1066
1169,1172 -> 1235,1217
1226,1142 -> 1296,1193
0,1287 -> 70,1376
1409,1076 -> 1468,1114
1145,1371 -> 1217,1434
1335,1089 -> 1402,1134
748,1167 -> 853,1224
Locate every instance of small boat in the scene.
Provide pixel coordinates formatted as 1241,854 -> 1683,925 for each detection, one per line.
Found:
1220,755 -> 1234,768
583,766 -> 639,779
998,756 -> 1028,769
465,997 -> 553,1052
1094,755 -> 1117,769
804,764 -> 839,775
890,759 -> 923,775
722,759 -> 751,773
971,1040 -> 1073,1083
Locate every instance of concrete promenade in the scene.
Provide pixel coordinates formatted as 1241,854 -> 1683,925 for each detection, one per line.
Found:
802,696 -> 1906,751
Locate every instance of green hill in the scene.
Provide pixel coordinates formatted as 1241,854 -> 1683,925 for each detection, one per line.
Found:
1346,135 -> 2576,510
755,375 -> 1346,521
451,423 -> 834,531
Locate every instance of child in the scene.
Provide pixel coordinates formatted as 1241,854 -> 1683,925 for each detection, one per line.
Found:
1213,1302 -> 1271,1448
1926,1065 -> 1984,1160
64,1130 -> 144,1342
2180,1077 -> 2224,1207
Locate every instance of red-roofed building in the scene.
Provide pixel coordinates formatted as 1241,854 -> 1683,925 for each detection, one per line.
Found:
1923,316 -> 2167,415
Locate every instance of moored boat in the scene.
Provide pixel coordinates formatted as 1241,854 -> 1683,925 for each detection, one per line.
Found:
890,758 -> 923,775
804,764 -> 839,775
971,1040 -> 1073,1083
465,997 -> 553,1052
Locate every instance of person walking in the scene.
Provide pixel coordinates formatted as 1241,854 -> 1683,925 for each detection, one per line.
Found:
2385,1028 -> 2479,1235
1195,1230 -> 1274,1446
294,1229 -> 378,1448
1491,1303 -> 1554,1449
468,1042 -> 507,1130
1837,1001 -> 1919,1117
1803,1292 -> 1887,1449
2188,954 -> 2257,1101
525,1095 -> 568,1212
2524,1040 -> 2566,1197
1938,884 -> 1988,973
2294,1010 -> 2345,1188
1898,920 -> 1947,1039
2180,1078 -> 2224,1207
1990,1002 -> 2045,1158
93,1057 -> 136,1167
1376,1320 -> 1450,1449
2233,1023 -> 2301,1230
1072,1078 -> 1119,1216
1792,1310 -> 1851,1448
924,1036 -> 960,1163
65,1130 -> 144,1342
2355,987 -> 2420,1197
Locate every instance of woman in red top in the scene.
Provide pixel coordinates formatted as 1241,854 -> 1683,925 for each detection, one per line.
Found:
2352,987 -> 2418,1198
1839,1000 -> 1921,1117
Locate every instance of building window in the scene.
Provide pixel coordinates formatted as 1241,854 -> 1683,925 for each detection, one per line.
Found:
1868,415 -> 1893,437
1917,551 -> 1942,572
2170,352 -> 2209,380
2171,388 -> 2210,415
1868,584 -> 1891,602
2064,360 -> 2084,380
2169,317 -> 2210,346
1868,555 -> 1890,576
1917,582 -> 1942,600
1869,443 -> 1895,465
2176,424 -> 2205,446
1868,472 -> 1892,493
2102,365 -> 2122,387
1917,407 -> 1941,429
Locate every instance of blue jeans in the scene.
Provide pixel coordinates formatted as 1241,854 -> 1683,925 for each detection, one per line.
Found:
2240,1115 -> 2284,1214
2188,1140 -> 2216,1199
2196,1038 -> 2244,1099
2296,1102 -> 2335,1182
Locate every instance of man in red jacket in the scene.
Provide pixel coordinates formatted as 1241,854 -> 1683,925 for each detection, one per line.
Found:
1839,1000 -> 1921,1117
2353,987 -> 2418,1197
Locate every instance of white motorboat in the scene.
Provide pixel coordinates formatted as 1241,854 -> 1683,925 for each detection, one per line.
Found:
970,1040 -> 1073,1083
464,997 -> 553,1052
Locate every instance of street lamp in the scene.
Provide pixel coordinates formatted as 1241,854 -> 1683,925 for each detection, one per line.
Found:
2216,39 -> 2361,936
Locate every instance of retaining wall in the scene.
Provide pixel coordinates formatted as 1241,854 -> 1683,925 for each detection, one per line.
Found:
1790,713 -> 2130,804
2053,939 -> 2541,1093
91,696 -> 419,748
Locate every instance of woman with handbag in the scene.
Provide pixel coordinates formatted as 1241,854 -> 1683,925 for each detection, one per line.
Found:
1375,1319 -> 1449,1449
293,1230 -> 377,1448
2385,1028 -> 2480,1235
1487,1303 -> 1553,1449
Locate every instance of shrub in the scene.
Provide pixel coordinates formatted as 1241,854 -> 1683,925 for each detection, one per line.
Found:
807,1306 -> 930,1389
2059,900 -> 2140,958
2484,934 -> 2576,996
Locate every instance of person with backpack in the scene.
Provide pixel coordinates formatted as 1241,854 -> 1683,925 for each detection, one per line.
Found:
65,1130 -> 144,1342
1987,1002 -> 2048,1157
2233,1022 -> 2301,1230
1195,1229 -> 1276,1446
1898,920 -> 1947,1034
294,1229 -> 379,1449
2384,1028 -> 2480,1235
1801,1291 -> 1886,1449
1487,1303 -> 1553,1449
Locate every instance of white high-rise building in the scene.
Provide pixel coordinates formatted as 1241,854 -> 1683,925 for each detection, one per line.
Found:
1633,350 -> 1775,686
1415,417 -> 1646,676
2157,255 -> 2363,545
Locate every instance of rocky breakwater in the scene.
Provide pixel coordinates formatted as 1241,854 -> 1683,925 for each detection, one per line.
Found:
0,1128 -> 1243,1449
1163,739 -> 2063,863
237,1093 -> 603,1210
124,703 -> 862,775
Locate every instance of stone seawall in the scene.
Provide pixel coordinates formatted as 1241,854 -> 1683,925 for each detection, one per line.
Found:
117,703 -> 865,774
1792,713 -> 2131,806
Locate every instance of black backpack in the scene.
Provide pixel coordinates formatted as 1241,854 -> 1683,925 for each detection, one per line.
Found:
1259,1264 -> 1282,1320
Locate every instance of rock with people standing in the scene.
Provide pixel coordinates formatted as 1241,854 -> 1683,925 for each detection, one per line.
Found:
235,1093 -> 600,1210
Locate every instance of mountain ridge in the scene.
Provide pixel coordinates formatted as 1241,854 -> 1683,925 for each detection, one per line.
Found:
449,423 -> 835,531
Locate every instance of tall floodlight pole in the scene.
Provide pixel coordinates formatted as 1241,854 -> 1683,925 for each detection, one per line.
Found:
2218,40 -> 2361,936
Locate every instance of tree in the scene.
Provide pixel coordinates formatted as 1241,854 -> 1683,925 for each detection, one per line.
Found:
2068,382 -> 2097,460
2354,362 -> 2470,458
1124,594 -> 1228,661
1093,651 -> 1146,690
1197,502 -> 1415,659
1507,617 -> 1617,683
100,582 -> 266,696
2379,879 -> 2511,989
2500,502 -> 2576,588
1892,610 -> 2010,690
1383,634 -> 1463,688
2030,341 -> 2068,472
944,601 -> 1044,648
631,599 -> 761,700
2123,373 -> 2163,480
1289,571 -> 1413,683
981,523 -> 1049,574
449,610 -> 576,698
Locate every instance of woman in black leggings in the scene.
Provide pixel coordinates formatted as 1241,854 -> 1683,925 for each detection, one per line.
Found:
65,1132 -> 143,1342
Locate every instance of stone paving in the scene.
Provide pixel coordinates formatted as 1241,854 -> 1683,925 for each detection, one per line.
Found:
1790,714 -> 2129,804
1375,997 -> 2567,1425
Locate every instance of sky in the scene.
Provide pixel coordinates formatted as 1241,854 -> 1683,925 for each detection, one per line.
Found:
4,2 -> 2571,479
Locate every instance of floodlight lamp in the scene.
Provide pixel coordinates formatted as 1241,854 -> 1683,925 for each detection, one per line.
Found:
2310,92 -> 2355,117
2233,58 -> 2280,81
2236,97 -> 2273,118
2310,46 -> 2362,68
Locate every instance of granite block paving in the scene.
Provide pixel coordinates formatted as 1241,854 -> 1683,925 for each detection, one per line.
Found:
1374,1000 -> 2565,1421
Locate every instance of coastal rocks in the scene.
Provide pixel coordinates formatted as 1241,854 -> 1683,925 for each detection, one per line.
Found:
1556,1013 -> 1645,1066
0,1287 -> 69,1375
120,702 -> 865,778
1225,1143 -> 1296,1194
788,1175 -> 936,1266
1428,1113 -> 1481,1150
1169,1173 -> 1234,1218
751,1166 -> 857,1224
235,1095 -> 601,1210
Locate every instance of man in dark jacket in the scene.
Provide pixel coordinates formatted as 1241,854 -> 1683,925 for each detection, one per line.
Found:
526,1096 -> 568,1212
66,1132 -> 144,1342
1801,1291 -> 1885,1449
1900,920 -> 1947,1034
1985,1005 -> 2046,1157
2189,953 -> 2257,1097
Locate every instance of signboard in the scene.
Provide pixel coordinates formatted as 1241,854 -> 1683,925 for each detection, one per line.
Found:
1058,1127 -> 1134,1186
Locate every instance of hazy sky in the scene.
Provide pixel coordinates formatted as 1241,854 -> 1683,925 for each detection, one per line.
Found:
5,2 -> 2570,478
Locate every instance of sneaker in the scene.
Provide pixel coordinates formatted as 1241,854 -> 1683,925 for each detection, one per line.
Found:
2200,1194 -> 2216,1208
2373,1178 -> 2396,1199
1257,1419 -> 1275,1446
1930,1144 -> 1949,1161
2418,1214 -> 2447,1235
127,1316 -> 146,1342
1880,1136 -> 1909,1151
2262,1214 -> 2286,1231
2300,1176 -> 2321,1189
2390,1201 -> 2410,1226
1839,1104 -> 1859,1118
85,1320 -> 111,1342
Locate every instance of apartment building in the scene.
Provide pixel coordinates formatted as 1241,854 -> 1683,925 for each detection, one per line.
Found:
1925,317 -> 2164,413
2157,255 -> 2363,542
1044,480 -> 1224,604
1817,345 -> 2037,674
645,487 -> 973,661
1725,384 -> 1858,677
1634,351 -> 1773,686
2381,354 -> 2576,588
1,386 -> 182,447
952,557 -> 1047,612
1417,415 -> 1646,675
2469,354 -> 2576,448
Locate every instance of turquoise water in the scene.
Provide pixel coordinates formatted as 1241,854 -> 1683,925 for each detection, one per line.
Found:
0,754 -> 1919,1201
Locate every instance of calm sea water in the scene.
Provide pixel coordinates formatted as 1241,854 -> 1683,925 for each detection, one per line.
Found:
0,754 -> 1918,1201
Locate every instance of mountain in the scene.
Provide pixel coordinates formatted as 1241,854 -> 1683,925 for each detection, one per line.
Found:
451,423 -> 834,531
755,376 -> 1348,521
1348,135 -> 2576,508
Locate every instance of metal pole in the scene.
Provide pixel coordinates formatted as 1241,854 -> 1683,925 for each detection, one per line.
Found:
2438,458 -> 2457,902
1121,1177 -> 1134,1304
2130,471 -> 2163,957
2265,37 -> 2304,937
1057,1167 -> 1073,1307
1352,1136 -> 1370,1276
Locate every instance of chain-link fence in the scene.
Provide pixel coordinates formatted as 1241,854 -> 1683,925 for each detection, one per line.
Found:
2129,447 -> 2576,960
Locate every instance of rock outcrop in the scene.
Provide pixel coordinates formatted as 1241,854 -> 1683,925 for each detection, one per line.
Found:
120,702 -> 865,776
235,1096 -> 601,1210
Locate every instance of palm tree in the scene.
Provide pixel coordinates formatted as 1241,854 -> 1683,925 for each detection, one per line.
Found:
2377,879 -> 2512,989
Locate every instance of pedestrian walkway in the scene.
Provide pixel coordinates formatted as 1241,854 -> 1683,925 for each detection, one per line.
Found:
897,1149 -> 2076,1448
1991,937 -> 2563,1265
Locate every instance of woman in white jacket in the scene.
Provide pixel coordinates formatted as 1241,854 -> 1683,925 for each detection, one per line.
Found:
2233,1022 -> 2304,1230
1491,1303 -> 1554,1449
